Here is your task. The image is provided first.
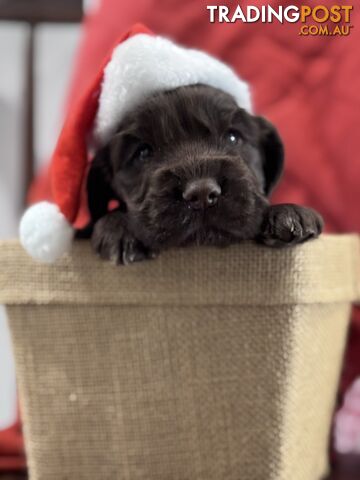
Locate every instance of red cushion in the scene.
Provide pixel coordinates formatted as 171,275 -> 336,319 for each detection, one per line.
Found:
0,422 -> 26,470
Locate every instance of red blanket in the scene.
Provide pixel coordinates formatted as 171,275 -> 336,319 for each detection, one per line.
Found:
0,422 -> 25,470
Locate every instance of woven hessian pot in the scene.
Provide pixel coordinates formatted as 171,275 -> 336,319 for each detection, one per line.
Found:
1,235 -> 359,480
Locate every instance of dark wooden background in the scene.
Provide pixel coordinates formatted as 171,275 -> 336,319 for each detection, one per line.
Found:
0,0 -> 83,23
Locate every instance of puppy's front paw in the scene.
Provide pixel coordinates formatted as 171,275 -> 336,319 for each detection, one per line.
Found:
91,214 -> 157,265
258,204 -> 323,247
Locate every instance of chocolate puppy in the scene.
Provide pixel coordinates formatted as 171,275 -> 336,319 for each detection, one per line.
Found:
85,84 -> 323,264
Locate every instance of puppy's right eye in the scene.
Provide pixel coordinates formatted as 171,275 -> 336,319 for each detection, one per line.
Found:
135,143 -> 153,162
225,130 -> 242,145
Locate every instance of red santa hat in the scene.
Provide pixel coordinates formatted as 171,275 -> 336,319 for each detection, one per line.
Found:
19,24 -> 252,263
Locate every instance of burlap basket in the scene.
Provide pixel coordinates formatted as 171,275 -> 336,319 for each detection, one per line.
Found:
1,235 -> 360,480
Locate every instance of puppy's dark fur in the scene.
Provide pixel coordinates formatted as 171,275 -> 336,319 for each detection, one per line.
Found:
84,84 -> 323,264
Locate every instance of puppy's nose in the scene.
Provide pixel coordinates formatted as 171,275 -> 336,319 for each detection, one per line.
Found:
182,178 -> 221,209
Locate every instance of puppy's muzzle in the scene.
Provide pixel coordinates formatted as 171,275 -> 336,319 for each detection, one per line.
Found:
182,178 -> 221,210
151,156 -> 243,214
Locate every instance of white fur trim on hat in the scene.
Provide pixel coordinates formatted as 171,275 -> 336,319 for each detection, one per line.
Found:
19,202 -> 74,263
95,34 -> 252,144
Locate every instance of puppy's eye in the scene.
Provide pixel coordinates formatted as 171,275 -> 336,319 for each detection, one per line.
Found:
226,130 -> 242,145
135,143 -> 153,161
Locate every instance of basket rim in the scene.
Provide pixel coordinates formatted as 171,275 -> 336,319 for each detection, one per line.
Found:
0,234 -> 359,307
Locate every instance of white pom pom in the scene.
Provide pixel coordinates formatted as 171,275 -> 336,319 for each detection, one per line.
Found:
19,202 -> 74,263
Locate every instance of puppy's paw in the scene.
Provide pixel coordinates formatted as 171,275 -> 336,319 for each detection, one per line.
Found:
258,204 -> 323,247
91,214 -> 157,265
120,235 -> 158,265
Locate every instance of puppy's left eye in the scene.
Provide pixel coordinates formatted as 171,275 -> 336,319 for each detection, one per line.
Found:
135,143 -> 153,161
226,130 -> 242,145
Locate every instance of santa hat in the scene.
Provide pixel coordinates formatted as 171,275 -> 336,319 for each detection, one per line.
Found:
20,24 -> 252,263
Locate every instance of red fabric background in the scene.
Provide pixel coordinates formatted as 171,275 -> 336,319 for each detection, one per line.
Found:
0,422 -> 25,471
3,0 -> 359,470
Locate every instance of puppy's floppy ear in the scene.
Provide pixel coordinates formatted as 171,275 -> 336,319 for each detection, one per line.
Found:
256,116 -> 284,196
87,144 -> 115,222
